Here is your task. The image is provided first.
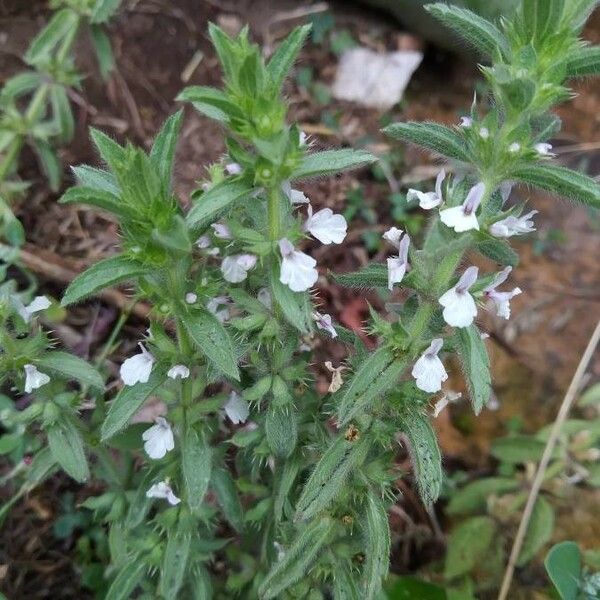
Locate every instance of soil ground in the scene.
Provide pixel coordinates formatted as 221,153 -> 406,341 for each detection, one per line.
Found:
0,1 -> 599,598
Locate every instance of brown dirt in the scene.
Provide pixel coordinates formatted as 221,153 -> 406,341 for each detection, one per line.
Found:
1,1 -> 599,598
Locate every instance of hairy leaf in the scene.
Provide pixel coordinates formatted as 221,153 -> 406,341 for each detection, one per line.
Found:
363,492 -> 390,600
36,351 -> 104,391
150,110 -> 183,191
25,9 -> 79,65
334,264 -> 388,289
291,149 -> 376,179
444,516 -> 496,579
566,45 -> 600,78
447,477 -> 520,515
59,186 -> 134,219
211,467 -> 244,532
267,24 -> 312,91
454,325 -> 491,414
181,426 -> 212,513
47,419 -> 89,483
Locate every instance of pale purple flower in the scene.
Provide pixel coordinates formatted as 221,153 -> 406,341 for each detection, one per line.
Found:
313,311 -> 337,338
221,254 -> 257,283
459,116 -> 473,128
411,338 -> 448,393
185,292 -> 198,304
167,365 -> 190,380
440,182 -> 485,232
120,344 -> 154,386
535,143 -> 556,157
15,295 -> 51,323
211,223 -> 232,239
196,235 -> 211,249
439,266 -> 479,327
479,127 -> 490,140
384,228 -> 410,291
206,296 -> 230,322
24,364 -> 50,393
142,417 -> 175,459
483,266 -> 522,319
224,391 -> 249,425
489,210 -> 538,238
407,169 -> 446,210
304,205 -> 347,244
279,238 -> 318,292
282,180 -> 309,205
509,142 -> 521,153
146,481 -> 180,505
225,162 -> 242,175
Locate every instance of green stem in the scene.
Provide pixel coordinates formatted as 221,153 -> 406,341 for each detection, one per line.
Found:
267,184 -> 281,242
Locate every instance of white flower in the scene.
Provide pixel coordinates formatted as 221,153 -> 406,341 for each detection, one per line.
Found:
206,296 -> 230,322
221,254 -> 257,283
304,206 -> 347,244
535,143 -> 556,157
225,162 -> 242,175
224,391 -> 249,424
324,361 -> 345,393
279,238 -> 318,292
257,288 -> 272,310
24,364 -> 50,393
407,169 -> 445,210
196,235 -> 211,249
142,417 -> 175,459
500,181 -> 513,204
479,127 -> 490,139
439,182 -> 485,233
439,266 -> 479,327
15,295 -> 51,323
313,311 -> 337,338
489,210 -> 538,238
282,180 -> 310,205
211,223 -> 232,239
299,131 -> 308,145
459,116 -> 473,128
185,292 -> 198,304
167,365 -> 190,379
120,344 -> 154,386
411,338 -> 448,394
383,228 -> 410,290
483,266 -> 522,319
509,142 -> 521,153
146,481 -> 180,505
206,247 -> 220,256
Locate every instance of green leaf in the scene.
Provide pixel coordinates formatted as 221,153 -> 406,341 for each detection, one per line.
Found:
0,72 -> 42,103
101,370 -> 165,440
566,45 -> 600,78
105,561 -> 145,600
336,347 -> 403,426
181,311 -> 240,380
265,405 -> 297,458
32,139 -> 61,192
425,3 -> 509,58
269,264 -> 311,333
454,325 -> 491,415
579,382 -> 600,407
446,477 -> 520,515
71,165 -> 120,195
522,0 -> 565,44
258,517 -> 335,599
207,23 -> 237,83
295,436 -> 370,522
545,541 -> 582,600
518,496 -> 555,566
291,149 -> 377,179
177,85 -> 243,122
476,237 -> 519,267
89,128 -> 127,174
150,110 -> 183,191
386,576 -> 447,600
36,351 -> 104,391
61,255 -> 151,306
363,492 -> 390,600
444,516 -> 496,579
211,467 -> 244,532
159,528 -> 191,599
399,411 -> 442,506
332,559 -> 362,600
267,24 -> 312,91
383,122 -> 470,162
47,419 -> 89,483
273,458 -> 300,522
181,426 -> 212,513
90,0 -> 121,24
186,178 -> 254,231
89,25 -> 115,79
25,9 -> 79,65
59,186 -> 134,219
490,435 -> 546,464
334,263 -> 388,289
50,85 -> 74,144
511,163 -> 600,209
